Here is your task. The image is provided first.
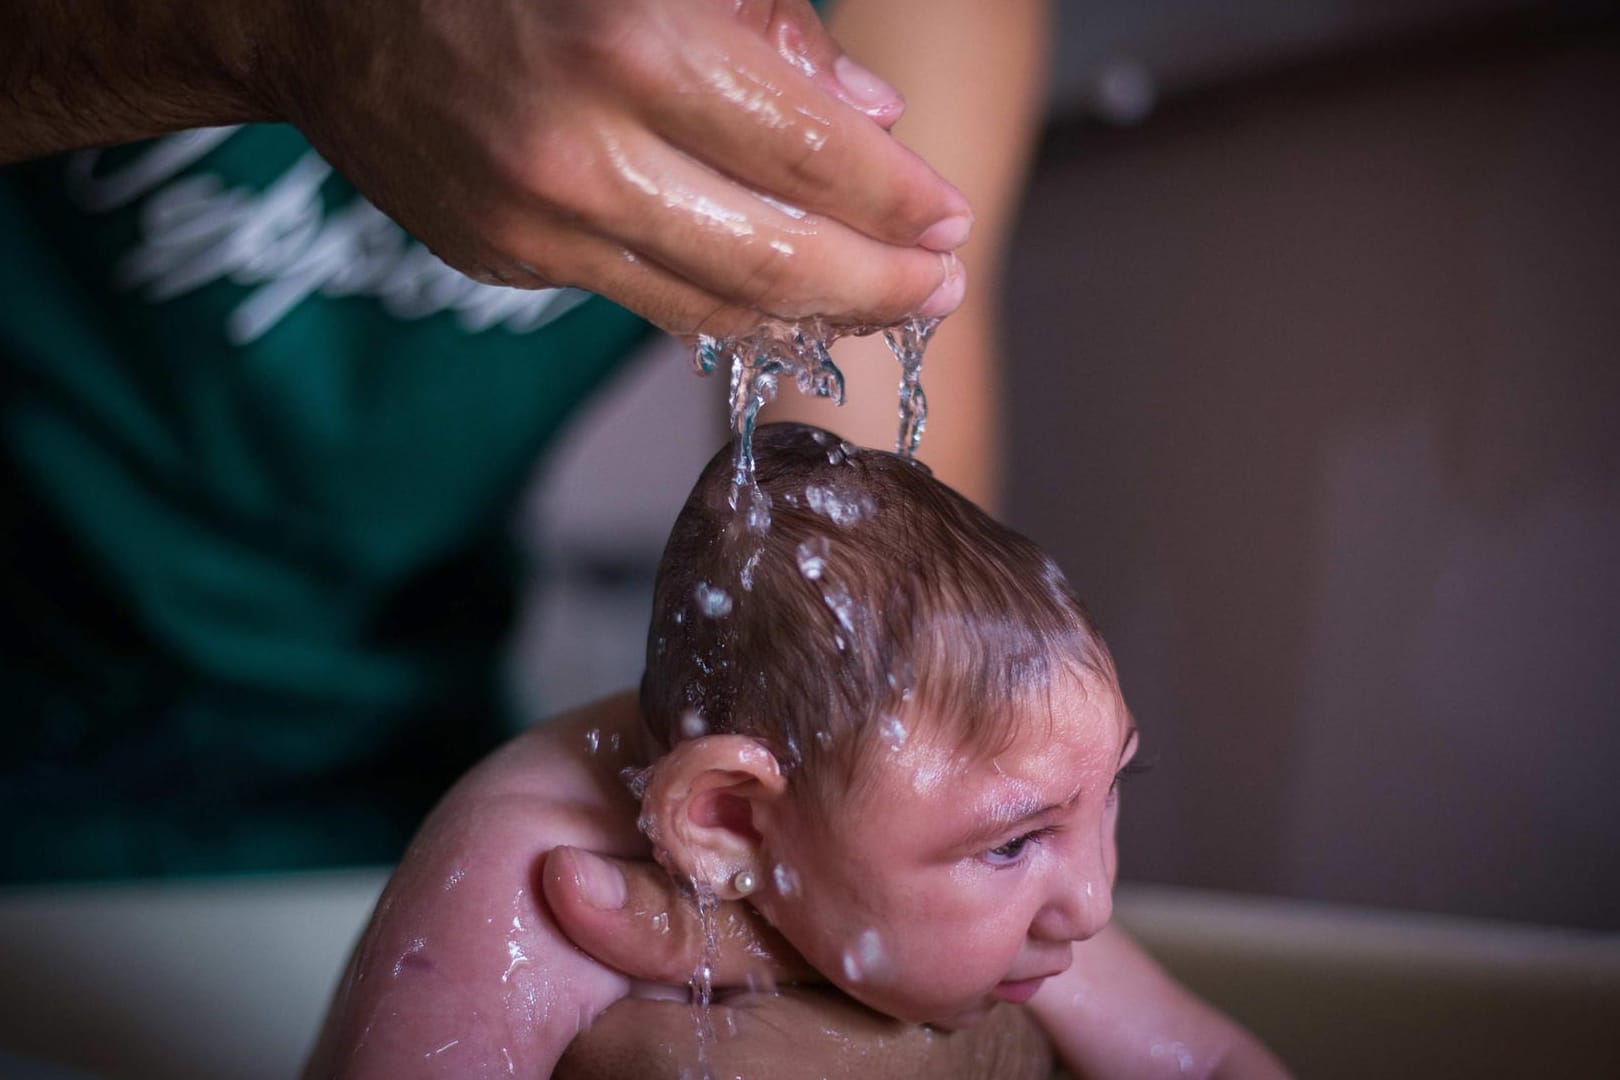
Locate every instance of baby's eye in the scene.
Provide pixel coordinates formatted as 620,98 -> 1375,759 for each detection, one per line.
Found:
985,829 -> 1049,867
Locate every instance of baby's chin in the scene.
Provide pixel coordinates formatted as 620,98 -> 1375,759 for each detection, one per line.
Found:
921,1001 -> 1000,1031
837,981 -> 998,1031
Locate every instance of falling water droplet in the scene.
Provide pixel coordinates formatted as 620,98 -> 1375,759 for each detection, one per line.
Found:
883,316 -> 939,456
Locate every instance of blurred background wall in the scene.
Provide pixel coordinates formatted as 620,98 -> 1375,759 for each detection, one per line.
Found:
512,0 -> 1620,931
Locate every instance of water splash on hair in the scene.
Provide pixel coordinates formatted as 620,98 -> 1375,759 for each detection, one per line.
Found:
696,314 -> 941,505
694,582 -> 734,618
796,537 -> 829,581
805,484 -> 876,526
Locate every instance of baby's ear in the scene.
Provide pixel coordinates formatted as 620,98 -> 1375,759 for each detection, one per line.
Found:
641,735 -> 787,900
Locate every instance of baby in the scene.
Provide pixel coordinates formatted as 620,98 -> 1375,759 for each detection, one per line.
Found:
612,421 -> 1284,1075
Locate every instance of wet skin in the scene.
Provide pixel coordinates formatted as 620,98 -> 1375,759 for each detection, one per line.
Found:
749,672 -> 1137,1027
303,693 -> 1053,1078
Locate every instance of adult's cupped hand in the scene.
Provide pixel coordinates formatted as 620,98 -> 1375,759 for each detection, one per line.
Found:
268,0 -> 972,337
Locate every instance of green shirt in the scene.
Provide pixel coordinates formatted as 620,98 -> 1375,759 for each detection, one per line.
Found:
0,124 -> 652,881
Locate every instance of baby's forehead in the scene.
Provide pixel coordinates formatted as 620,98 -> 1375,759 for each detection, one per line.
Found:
852,669 -> 1127,795
914,663 -> 1122,743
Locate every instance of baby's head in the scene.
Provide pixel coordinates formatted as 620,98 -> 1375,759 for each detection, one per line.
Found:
639,422 -> 1137,1027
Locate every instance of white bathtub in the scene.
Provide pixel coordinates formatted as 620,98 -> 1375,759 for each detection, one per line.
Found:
0,873 -> 1614,1078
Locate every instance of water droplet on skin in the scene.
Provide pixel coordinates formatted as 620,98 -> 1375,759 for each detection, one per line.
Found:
841,928 -> 887,983
680,709 -> 708,739
772,863 -> 801,897
622,766 -> 654,800
651,911 -> 670,934
815,730 -> 833,749
1149,1039 -> 1197,1073
584,728 -> 600,755
609,732 -> 622,754
674,610 -> 685,625
695,582 -> 733,617
880,714 -> 908,751
393,936 -> 429,978
796,536 -> 829,580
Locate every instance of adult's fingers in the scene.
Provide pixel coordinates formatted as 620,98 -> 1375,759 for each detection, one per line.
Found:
560,129 -> 964,324
491,180 -> 965,332
542,846 -> 817,987
731,0 -> 907,129
636,4 -> 973,253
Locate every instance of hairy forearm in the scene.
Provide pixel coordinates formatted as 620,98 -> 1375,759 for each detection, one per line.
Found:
0,0 -> 278,163
558,990 -> 1054,1080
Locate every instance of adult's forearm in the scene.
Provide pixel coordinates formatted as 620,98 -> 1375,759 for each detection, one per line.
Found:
557,990 -> 1055,1080
0,0 -> 277,163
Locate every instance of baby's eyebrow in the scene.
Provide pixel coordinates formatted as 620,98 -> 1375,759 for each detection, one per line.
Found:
952,726 -> 1140,850
954,787 -> 1083,849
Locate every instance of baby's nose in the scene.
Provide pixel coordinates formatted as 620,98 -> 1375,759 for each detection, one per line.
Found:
1031,873 -> 1113,944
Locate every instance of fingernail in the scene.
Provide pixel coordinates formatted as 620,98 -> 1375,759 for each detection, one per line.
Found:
568,848 -> 627,910
834,54 -> 902,111
917,212 -> 973,252
918,253 -> 966,318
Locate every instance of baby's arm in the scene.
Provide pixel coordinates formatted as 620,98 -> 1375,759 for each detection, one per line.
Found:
304,693 -> 654,1078
1029,924 -> 1290,1079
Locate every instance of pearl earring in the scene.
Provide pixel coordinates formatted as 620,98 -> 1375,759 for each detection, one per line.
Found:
732,869 -> 758,896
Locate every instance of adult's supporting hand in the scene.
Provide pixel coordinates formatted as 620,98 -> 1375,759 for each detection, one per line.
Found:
3,0 -> 969,336
305,693 -> 1042,1078
556,987 -> 1055,1080
542,849 -> 1058,1079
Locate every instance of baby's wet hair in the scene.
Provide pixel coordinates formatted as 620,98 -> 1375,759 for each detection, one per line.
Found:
640,422 -> 1115,807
